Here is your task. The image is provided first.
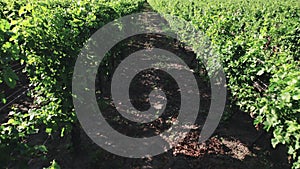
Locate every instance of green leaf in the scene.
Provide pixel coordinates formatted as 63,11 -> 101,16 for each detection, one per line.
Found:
281,92 -> 291,102
2,98 -> 7,104
271,138 -> 280,148
45,128 -> 52,134
3,68 -> 19,88
44,160 -> 61,169
292,94 -> 300,100
34,145 -> 48,153
257,68 -> 265,76
60,127 -> 65,137
18,6 -> 26,16
0,19 -> 10,30
7,119 -> 15,125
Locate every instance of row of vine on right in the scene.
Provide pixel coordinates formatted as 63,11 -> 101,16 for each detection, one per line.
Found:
148,0 -> 300,168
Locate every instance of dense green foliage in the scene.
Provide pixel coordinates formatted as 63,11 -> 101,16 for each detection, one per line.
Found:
148,0 -> 300,167
0,0 -> 144,166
